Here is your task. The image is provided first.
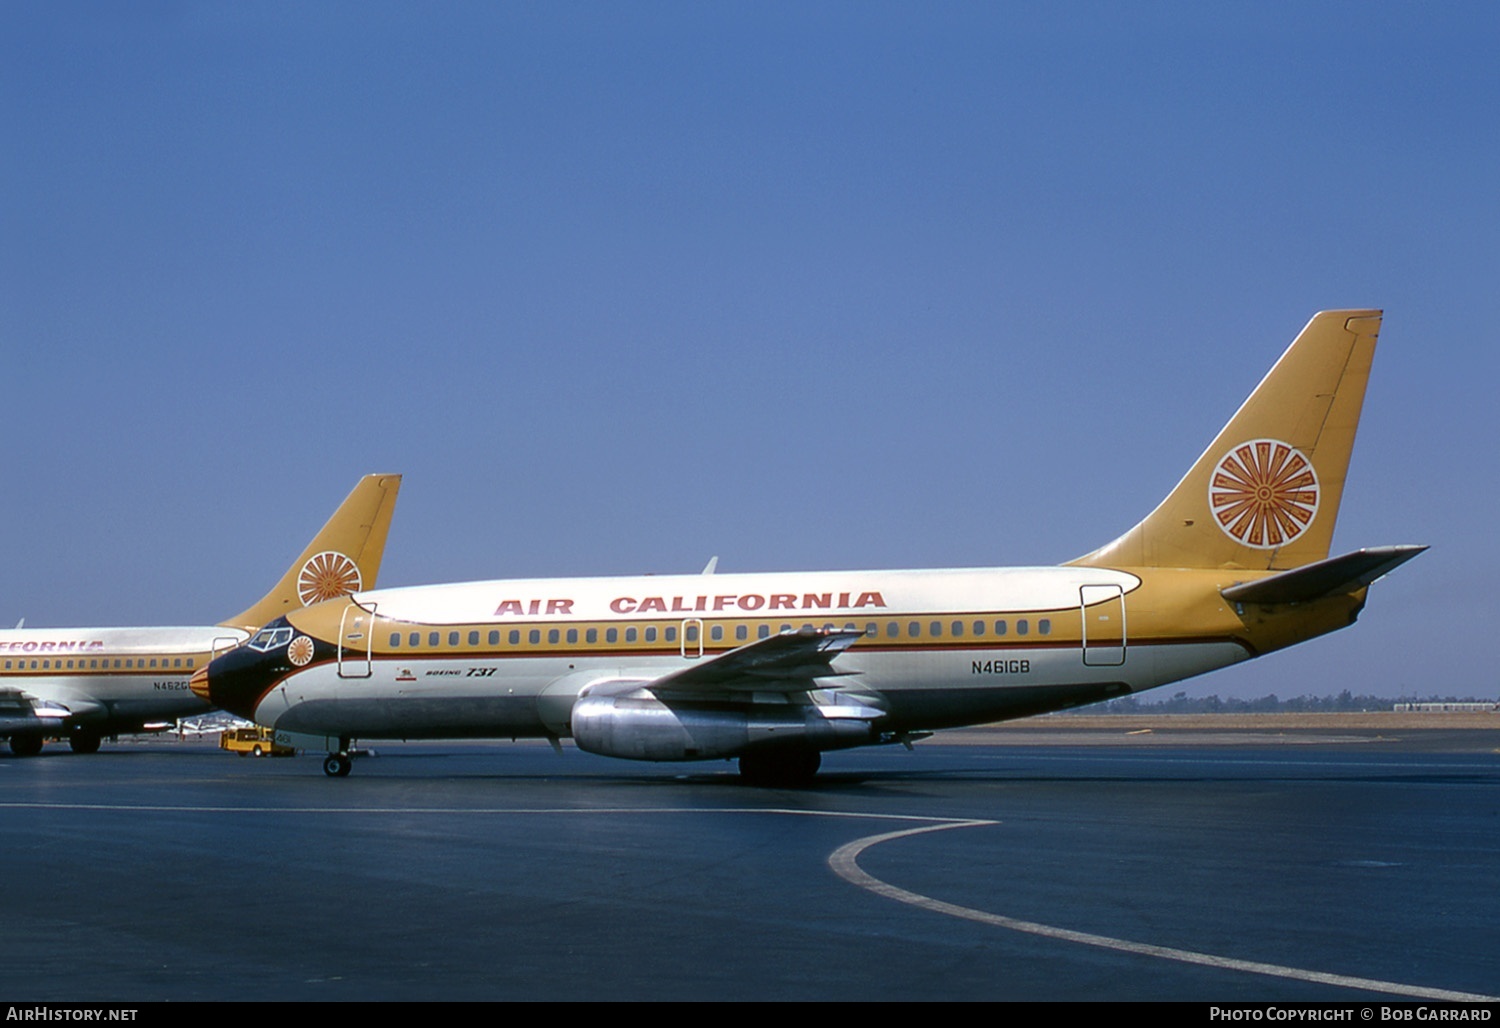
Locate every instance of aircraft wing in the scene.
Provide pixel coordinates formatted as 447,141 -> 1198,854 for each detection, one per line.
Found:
648,627 -> 864,696
0,686 -> 70,733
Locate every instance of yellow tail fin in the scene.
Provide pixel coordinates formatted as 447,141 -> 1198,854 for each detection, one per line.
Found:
220,474 -> 402,631
1072,311 -> 1380,571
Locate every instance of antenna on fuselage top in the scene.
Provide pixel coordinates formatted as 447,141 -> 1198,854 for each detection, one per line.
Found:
701,556 -> 719,575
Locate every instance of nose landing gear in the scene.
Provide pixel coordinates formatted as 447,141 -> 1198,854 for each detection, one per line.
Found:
322,738 -> 354,777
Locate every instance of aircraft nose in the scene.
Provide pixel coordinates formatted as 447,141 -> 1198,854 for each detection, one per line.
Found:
190,666 -> 211,701
197,628 -> 291,719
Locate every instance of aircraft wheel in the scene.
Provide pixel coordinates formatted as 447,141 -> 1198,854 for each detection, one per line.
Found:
8,734 -> 44,758
738,749 -> 821,787
323,753 -> 353,777
69,731 -> 102,755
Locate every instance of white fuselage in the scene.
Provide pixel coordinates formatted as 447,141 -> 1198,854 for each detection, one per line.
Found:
236,565 -> 1254,745
1,625 -> 248,733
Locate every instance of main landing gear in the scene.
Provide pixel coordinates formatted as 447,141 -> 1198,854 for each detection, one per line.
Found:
69,730 -> 102,755
738,749 -> 822,788
5,731 -> 104,757
7,734 -> 43,758
323,738 -> 354,777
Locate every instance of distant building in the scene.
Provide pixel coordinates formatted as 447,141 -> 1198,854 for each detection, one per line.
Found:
1391,702 -> 1500,712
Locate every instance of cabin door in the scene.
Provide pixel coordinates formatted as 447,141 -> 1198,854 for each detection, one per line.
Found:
680,618 -> 703,659
338,602 -> 376,678
1080,584 -> 1126,666
211,635 -> 243,662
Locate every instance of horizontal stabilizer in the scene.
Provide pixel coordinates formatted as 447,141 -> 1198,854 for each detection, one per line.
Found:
1221,545 -> 1427,605
651,627 -> 863,695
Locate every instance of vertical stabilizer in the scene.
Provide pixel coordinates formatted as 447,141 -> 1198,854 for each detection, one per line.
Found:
220,474 -> 402,631
1071,311 -> 1380,571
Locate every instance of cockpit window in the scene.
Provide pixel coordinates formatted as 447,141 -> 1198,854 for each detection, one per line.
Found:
248,627 -> 295,653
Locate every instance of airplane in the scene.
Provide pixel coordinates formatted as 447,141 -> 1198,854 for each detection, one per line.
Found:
0,474 -> 401,757
195,311 -> 1424,784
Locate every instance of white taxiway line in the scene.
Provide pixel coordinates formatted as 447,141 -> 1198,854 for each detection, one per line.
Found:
828,820 -> 1499,1003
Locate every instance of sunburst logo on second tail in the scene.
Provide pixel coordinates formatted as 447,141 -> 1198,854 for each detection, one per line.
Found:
1208,439 -> 1320,549
297,551 -> 363,606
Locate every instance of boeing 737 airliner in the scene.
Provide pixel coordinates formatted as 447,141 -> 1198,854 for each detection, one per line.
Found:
197,312 -> 1423,784
1,474 -> 400,756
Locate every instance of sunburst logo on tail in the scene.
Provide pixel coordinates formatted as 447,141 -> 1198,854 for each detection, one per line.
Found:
297,551 -> 363,606
1208,439 -> 1320,549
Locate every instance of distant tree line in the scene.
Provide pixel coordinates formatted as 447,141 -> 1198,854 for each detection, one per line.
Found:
1069,691 -> 1496,714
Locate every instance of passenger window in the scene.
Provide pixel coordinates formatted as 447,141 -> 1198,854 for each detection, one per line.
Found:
428,632 -> 440,647
1039,619 -> 1051,635
390,633 -> 401,647
489,631 -> 500,645
586,628 -> 597,643
469,631 -> 480,646
995,621 -> 1007,636
508,630 -> 520,645
645,627 -> 657,642
410,632 -> 421,646
909,622 -> 921,637
951,621 -> 964,637
606,628 -> 618,643
626,627 -> 638,642
929,622 -> 942,638
886,622 -> 899,638
529,630 -> 541,644
735,625 -> 747,641
566,629 -> 578,644
758,625 -> 771,639
548,629 -> 560,644
1017,619 -> 1029,636
973,621 -> 985,636
710,625 -> 723,641
448,631 -> 460,647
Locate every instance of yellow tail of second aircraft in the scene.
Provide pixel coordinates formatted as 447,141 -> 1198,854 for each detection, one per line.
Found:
221,474 -> 402,632
1073,310 -> 1382,572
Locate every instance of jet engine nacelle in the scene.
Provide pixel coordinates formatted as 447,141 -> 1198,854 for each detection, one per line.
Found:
570,689 -> 877,762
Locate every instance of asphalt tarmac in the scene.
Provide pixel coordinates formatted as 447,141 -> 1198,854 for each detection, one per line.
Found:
2,726 -> 1497,1002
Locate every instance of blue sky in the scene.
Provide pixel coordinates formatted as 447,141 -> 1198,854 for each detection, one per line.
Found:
3,2 -> 1495,699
